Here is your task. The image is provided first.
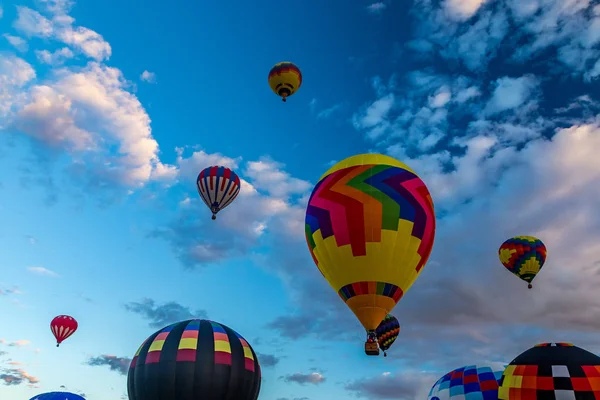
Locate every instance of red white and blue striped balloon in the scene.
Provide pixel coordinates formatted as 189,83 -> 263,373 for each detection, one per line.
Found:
196,166 -> 241,220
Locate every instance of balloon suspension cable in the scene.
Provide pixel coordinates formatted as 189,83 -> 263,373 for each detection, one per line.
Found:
528,283 -> 532,289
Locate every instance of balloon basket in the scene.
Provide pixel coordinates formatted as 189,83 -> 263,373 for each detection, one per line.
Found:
365,341 -> 380,356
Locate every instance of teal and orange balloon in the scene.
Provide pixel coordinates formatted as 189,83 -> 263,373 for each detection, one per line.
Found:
268,62 -> 302,102
376,314 -> 400,357
499,236 -> 546,289
127,319 -> 261,400
305,153 -> 436,352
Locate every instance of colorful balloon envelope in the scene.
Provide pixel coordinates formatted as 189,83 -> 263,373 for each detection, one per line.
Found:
30,392 -> 85,400
268,62 -> 302,102
498,235 -> 546,289
305,154 -> 436,341
428,364 -> 505,400
498,342 -> 600,399
375,314 -> 400,357
196,166 -> 241,220
50,315 -> 78,347
127,319 -> 261,400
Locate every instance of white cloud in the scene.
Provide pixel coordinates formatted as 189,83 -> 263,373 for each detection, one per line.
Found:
3,35 -> 28,52
410,0 -> 600,77
156,154 -> 311,267
5,61 -> 176,188
27,266 -> 59,277
244,158 -> 312,199
443,0 -> 488,21
13,7 -> 54,38
15,85 -> 95,151
316,103 -> 341,119
56,25 -> 111,61
455,85 -> 481,103
366,2 -> 387,14
0,54 -> 36,120
483,75 -> 540,116
351,93 -> 395,140
586,58 -> 600,81
140,70 -> 156,83
38,0 -> 75,16
428,85 -> 452,108
35,47 -> 74,65
13,6 -> 111,61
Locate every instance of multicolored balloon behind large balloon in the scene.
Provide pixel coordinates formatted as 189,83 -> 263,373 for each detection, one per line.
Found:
499,342 -> 600,399
375,314 -> 400,357
127,319 -> 261,400
268,62 -> 302,102
50,315 -> 78,347
498,235 -> 547,289
30,392 -> 85,400
428,364 -> 505,400
196,166 -> 241,220
305,154 -> 436,350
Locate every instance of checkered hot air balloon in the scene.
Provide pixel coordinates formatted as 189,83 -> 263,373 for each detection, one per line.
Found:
305,154 -> 436,356
498,235 -> 547,289
196,166 -> 241,220
50,315 -> 78,347
30,392 -> 85,400
127,319 -> 261,400
428,364 -> 506,400
498,342 -> 600,399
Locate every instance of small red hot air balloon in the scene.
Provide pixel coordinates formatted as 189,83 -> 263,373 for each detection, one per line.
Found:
50,315 -> 78,347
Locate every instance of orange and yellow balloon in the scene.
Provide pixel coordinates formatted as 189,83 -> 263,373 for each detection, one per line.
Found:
268,62 -> 302,102
304,154 -> 436,333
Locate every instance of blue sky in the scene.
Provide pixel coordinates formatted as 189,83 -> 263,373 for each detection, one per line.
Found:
0,0 -> 600,399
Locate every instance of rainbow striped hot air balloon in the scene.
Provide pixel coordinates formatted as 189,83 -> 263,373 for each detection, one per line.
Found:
268,62 -> 302,102
305,154 -> 436,356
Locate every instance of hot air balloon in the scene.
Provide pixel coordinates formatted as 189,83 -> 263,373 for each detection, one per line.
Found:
498,235 -> 546,289
30,392 -> 85,400
50,315 -> 78,347
128,319 -> 261,400
428,364 -> 506,400
268,62 -> 302,102
499,342 -> 600,399
305,153 -> 436,356
196,166 -> 241,220
375,314 -> 400,357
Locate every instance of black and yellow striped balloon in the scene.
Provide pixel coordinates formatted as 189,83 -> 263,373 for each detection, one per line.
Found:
127,319 -> 261,400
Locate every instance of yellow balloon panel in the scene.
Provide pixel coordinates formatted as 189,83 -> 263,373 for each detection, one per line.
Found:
305,153 -> 436,331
